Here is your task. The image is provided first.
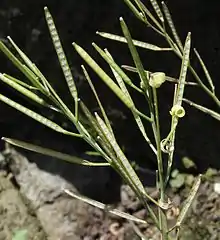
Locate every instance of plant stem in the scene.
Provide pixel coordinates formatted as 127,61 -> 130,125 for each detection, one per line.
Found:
188,65 -> 220,107
163,27 -> 220,108
152,88 -> 164,198
152,88 -> 168,240
144,5 -> 220,109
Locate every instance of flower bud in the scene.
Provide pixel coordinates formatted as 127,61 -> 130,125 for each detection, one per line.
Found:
149,72 -> 166,88
170,105 -> 185,118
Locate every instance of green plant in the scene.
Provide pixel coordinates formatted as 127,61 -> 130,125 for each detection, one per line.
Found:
169,157 -> 196,190
2,0 -> 218,239
12,229 -> 28,240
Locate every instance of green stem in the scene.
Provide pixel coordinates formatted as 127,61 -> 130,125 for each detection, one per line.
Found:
188,65 -> 220,107
152,88 -> 168,240
152,88 -> 164,198
149,15 -> 220,109
165,118 -> 178,185
135,109 -> 152,122
164,31 -> 220,108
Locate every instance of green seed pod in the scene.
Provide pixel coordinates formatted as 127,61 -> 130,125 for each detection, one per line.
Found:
149,72 -> 166,88
170,105 -> 185,118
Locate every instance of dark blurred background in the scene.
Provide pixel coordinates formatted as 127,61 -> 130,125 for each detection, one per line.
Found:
0,0 -> 220,203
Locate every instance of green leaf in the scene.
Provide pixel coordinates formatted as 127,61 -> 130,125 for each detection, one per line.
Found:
171,169 -> 179,178
182,157 -> 196,169
2,137 -> 109,166
204,168 -> 218,179
185,174 -> 195,187
170,174 -> 185,189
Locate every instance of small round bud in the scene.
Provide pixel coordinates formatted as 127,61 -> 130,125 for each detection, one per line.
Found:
170,105 -> 185,118
149,72 -> 166,88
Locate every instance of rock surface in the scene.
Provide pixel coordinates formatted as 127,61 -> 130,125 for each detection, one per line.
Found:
0,171 -> 46,240
4,147 -> 91,240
